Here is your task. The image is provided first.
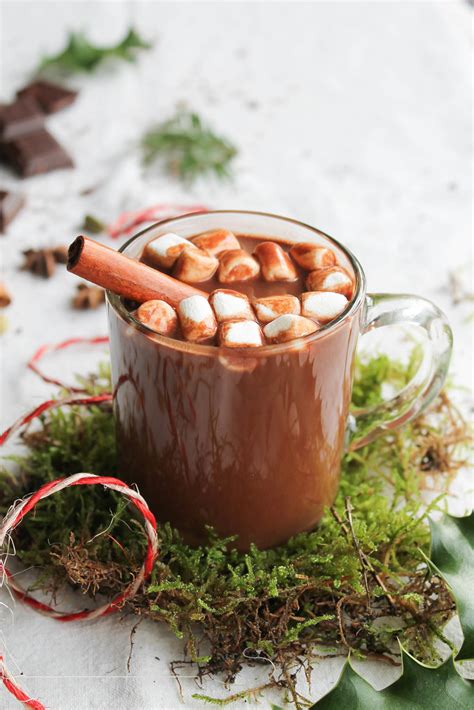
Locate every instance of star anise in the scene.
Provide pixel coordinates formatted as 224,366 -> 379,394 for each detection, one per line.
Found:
72,283 -> 105,309
21,245 -> 69,277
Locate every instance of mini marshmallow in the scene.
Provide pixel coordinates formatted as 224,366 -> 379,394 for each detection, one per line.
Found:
178,295 -> 217,342
253,242 -> 298,282
253,295 -> 300,324
135,299 -> 178,337
218,249 -> 260,283
301,291 -> 348,324
289,243 -> 336,271
143,233 -> 197,269
173,246 -> 219,283
263,314 -> 318,344
218,320 -> 264,348
209,289 -> 255,322
306,266 -> 354,300
190,229 -> 240,257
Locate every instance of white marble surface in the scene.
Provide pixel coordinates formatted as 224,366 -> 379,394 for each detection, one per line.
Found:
0,1 -> 472,708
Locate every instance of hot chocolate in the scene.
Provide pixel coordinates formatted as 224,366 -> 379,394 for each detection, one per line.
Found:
68,211 -> 451,551
108,218 -> 359,549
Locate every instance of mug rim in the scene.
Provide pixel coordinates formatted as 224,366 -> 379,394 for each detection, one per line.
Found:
107,209 -> 367,357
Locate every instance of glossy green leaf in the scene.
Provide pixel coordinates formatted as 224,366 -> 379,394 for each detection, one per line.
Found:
314,648 -> 473,709
428,512 -> 474,661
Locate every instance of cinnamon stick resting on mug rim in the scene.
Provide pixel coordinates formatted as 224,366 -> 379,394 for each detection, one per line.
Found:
67,236 -> 206,307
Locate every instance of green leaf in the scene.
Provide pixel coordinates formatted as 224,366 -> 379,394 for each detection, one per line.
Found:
80,214 -> 107,234
314,648 -> 473,709
142,109 -> 237,183
428,512 -> 474,661
38,27 -> 151,74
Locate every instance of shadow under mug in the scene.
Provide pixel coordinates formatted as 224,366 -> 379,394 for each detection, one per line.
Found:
107,210 -> 452,550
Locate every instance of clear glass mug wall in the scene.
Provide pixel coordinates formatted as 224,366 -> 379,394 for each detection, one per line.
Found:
107,211 -> 452,550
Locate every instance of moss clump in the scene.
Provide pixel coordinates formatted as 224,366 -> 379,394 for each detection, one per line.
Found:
0,354 -> 470,707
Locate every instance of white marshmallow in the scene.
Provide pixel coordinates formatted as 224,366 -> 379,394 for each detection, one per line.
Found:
289,243 -> 336,271
190,229 -> 240,257
218,249 -> 260,283
306,266 -> 354,299
173,247 -> 219,283
144,233 -> 197,269
218,320 -> 264,348
263,314 -> 318,343
135,299 -> 178,336
253,242 -> 298,282
209,289 -> 254,322
301,291 -> 348,324
253,295 -> 300,324
178,295 -> 217,342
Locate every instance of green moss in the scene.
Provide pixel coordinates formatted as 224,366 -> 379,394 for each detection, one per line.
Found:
0,354 -> 470,702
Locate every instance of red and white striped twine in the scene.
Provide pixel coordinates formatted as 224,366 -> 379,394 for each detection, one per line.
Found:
107,203 -> 208,238
0,337 -> 159,709
27,336 -> 109,392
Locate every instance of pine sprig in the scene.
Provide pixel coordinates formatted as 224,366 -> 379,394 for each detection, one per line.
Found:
37,27 -> 152,75
142,110 -> 237,183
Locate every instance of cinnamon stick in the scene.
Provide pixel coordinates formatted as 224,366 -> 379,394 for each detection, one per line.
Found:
67,236 -> 206,306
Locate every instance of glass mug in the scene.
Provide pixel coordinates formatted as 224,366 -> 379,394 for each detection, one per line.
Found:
107,211 -> 452,550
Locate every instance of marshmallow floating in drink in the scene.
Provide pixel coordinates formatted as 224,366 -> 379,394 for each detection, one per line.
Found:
209,289 -> 255,322
253,241 -> 298,282
177,295 -> 217,342
143,233 -> 197,269
173,247 -> 219,283
263,314 -> 318,343
290,243 -> 336,271
306,266 -> 354,299
301,291 -> 348,324
218,249 -> 260,283
135,299 -> 178,336
253,294 -> 300,323
218,320 -> 264,348
190,229 -> 240,257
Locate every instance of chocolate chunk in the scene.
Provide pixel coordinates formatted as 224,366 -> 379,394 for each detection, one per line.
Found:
1,128 -> 73,177
0,190 -> 25,232
0,97 -> 45,140
17,81 -> 78,114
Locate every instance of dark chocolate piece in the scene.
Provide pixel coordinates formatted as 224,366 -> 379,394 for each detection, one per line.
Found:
17,81 -> 78,114
2,128 -> 73,177
0,98 -> 45,140
0,190 -> 25,232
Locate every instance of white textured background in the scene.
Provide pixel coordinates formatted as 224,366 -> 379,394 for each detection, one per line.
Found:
0,1 -> 472,708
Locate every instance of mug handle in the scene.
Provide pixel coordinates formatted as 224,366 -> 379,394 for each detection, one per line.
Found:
348,293 -> 453,450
